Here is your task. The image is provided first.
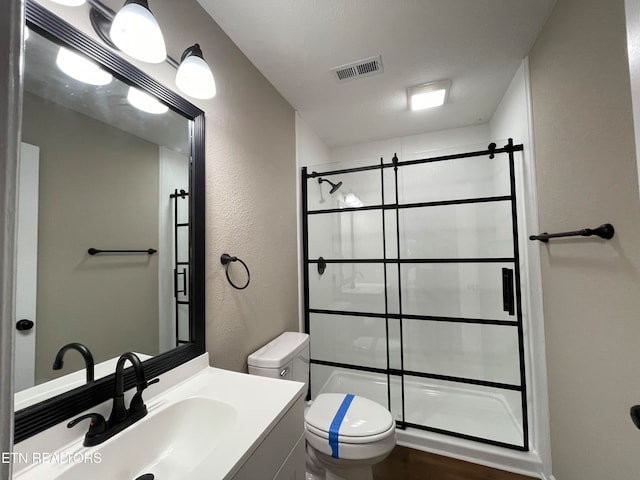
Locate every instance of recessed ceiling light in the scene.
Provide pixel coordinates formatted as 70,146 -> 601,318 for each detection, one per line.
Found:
407,80 -> 451,111
56,47 -> 113,86
127,87 -> 168,114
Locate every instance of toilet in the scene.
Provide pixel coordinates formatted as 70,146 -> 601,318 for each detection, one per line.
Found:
248,332 -> 396,480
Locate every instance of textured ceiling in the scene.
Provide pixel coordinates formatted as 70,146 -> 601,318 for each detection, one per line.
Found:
197,0 -> 556,147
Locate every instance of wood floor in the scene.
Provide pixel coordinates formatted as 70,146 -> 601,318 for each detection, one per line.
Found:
371,446 -> 536,480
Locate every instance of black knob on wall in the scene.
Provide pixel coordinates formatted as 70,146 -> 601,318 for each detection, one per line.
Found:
631,405 -> 640,429
16,319 -> 34,331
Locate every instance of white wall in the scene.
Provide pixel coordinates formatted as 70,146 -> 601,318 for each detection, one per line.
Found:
490,59 -> 552,479
529,0 -> 640,477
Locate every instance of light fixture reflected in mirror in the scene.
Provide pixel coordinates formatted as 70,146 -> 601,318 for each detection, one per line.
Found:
127,86 -> 169,114
340,193 -> 363,208
49,0 -> 86,5
175,44 -> 216,100
56,47 -> 113,85
110,0 -> 167,64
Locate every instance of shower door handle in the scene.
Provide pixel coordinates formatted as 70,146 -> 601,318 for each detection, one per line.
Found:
502,268 -> 515,316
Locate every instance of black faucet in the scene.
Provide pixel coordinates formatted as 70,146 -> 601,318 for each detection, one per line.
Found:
52,342 -> 95,383
68,352 -> 159,447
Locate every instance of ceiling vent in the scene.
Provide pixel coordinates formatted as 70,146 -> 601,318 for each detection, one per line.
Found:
331,55 -> 383,82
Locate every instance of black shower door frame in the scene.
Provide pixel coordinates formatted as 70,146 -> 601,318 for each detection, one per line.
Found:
301,139 -> 528,451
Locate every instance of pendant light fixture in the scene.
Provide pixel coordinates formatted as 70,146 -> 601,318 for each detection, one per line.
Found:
109,0 -> 166,64
175,44 -> 217,99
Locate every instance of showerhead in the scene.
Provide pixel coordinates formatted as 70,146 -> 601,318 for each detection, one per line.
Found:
318,177 -> 343,195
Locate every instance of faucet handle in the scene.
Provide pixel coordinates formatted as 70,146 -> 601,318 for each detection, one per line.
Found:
67,413 -> 107,437
144,377 -> 160,389
129,377 -> 160,414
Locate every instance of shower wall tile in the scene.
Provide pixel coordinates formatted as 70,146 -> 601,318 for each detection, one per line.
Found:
397,155 -> 510,205
309,313 -> 387,369
398,202 -> 514,259
308,263 -> 386,313
399,262 -> 516,321
308,210 -> 384,260
402,320 -> 521,385
306,169 -> 383,212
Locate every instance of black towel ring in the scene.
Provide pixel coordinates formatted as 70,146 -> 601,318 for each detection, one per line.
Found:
220,253 -> 251,290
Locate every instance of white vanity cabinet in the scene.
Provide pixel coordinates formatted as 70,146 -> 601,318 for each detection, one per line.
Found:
12,355 -> 307,480
232,394 -> 305,480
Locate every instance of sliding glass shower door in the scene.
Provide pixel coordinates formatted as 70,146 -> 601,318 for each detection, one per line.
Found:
302,140 -> 528,450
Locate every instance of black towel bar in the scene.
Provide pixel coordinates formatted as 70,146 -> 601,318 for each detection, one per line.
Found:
88,248 -> 157,255
529,223 -> 614,243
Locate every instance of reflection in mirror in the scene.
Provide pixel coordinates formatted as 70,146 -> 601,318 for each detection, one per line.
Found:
15,27 -> 192,407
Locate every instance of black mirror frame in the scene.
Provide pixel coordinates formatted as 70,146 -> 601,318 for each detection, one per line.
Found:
15,0 -> 206,443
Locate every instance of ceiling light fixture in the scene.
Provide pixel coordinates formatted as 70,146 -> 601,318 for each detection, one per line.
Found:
175,44 -> 217,100
56,47 -> 113,86
127,86 -> 169,114
407,80 -> 451,111
58,0 -> 217,100
109,0 -> 167,64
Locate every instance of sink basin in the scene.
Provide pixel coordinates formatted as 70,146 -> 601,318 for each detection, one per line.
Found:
13,358 -> 305,480
26,397 -> 237,480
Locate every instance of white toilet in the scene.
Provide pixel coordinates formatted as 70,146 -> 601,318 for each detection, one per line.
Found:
248,332 -> 396,480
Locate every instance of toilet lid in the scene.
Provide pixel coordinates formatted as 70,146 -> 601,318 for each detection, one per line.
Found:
305,393 -> 394,438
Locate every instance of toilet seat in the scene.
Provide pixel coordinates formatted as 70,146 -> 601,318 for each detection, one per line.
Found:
304,393 -> 396,460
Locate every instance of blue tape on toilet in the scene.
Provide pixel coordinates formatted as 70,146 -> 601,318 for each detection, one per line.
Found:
328,394 -> 355,458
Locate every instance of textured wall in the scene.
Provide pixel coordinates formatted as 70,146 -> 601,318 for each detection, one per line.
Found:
529,0 -> 640,477
33,0 -> 298,372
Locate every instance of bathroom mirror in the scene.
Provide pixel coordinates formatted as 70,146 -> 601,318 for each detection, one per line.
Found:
14,1 -> 205,442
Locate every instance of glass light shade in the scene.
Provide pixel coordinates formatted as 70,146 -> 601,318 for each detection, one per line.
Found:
410,89 -> 447,110
127,87 -> 168,114
109,2 -> 166,64
341,193 -> 364,208
407,80 -> 450,111
49,0 -> 86,5
56,47 -> 113,86
175,54 -> 216,99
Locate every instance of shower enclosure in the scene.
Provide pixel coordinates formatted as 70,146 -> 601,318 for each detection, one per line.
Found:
302,140 -> 529,451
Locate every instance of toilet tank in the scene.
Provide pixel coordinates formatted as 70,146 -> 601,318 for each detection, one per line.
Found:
248,332 -> 309,389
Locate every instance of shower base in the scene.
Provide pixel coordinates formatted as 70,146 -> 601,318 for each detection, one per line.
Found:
315,369 -> 545,478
